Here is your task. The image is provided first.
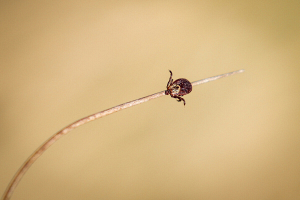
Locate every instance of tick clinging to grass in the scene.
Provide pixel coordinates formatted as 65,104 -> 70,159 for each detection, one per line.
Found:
165,70 -> 192,106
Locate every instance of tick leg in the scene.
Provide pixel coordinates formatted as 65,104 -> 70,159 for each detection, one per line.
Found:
181,98 -> 186,106
177,97 -> 186,106
171,95 -> 186,106
167,70 -> 173,88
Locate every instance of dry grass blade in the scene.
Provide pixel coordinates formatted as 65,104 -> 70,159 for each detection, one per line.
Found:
2,69 -> 244,200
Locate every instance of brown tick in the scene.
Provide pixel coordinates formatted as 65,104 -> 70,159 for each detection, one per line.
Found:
165,70 -> 192,106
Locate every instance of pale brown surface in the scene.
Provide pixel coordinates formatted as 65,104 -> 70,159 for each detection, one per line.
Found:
1,1 -> 299,200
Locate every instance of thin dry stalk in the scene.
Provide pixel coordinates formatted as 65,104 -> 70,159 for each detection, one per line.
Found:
2,69 -> 244,200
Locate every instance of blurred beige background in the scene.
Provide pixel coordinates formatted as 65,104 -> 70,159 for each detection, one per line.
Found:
1,1 -> 299,199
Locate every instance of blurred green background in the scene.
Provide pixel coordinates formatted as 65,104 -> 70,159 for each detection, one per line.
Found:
1,1 -> 299,199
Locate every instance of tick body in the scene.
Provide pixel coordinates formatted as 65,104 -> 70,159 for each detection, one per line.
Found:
165,70 -> 192,105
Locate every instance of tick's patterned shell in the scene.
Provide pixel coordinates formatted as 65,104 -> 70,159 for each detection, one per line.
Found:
168,78 -> 192,96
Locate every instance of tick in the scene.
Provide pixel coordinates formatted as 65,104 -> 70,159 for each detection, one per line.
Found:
165,70 -> 192,106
